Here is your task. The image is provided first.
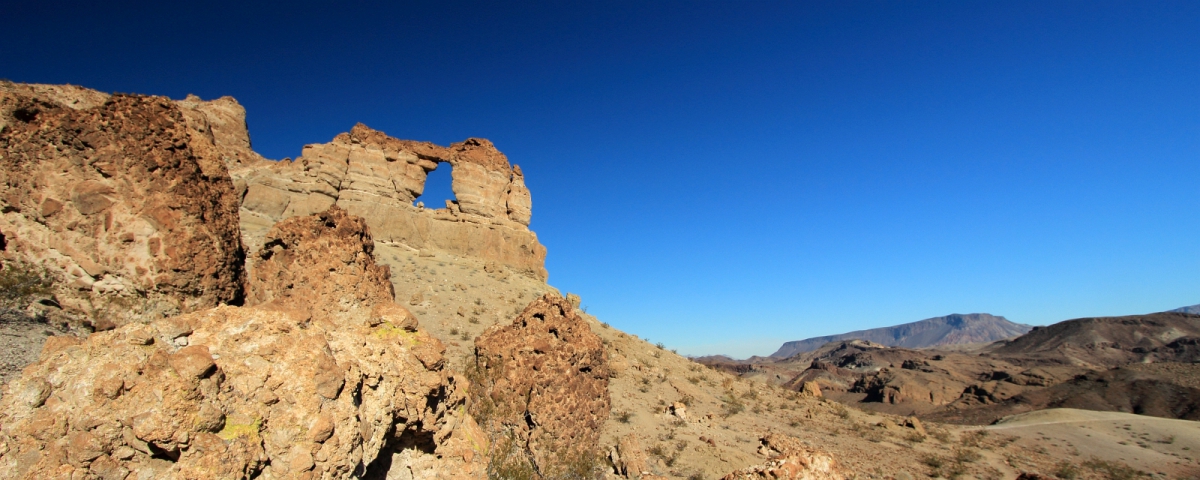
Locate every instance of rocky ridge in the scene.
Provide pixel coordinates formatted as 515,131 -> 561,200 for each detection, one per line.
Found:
235,123 -> 546,280
771,313 -> 1032,358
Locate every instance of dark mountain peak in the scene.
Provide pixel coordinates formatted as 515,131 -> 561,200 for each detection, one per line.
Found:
1169,303 -> 1200,314
771,313 -> 1032,359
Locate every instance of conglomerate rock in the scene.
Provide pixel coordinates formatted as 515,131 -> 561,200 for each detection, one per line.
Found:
470,293 -> 610,478
236,123 -> 548,279
0,83 -> 246,326
0,208 -> 487,479
246,206 -> 396,326
720,433 -> 845,480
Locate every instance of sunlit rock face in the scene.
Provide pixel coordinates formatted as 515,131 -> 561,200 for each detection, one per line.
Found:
0,207 -> 487,479
235,123 -> 548,280
0,83 -> 247,326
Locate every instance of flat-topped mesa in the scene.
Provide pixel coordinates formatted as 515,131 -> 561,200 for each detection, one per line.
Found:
237,123 -> 547,280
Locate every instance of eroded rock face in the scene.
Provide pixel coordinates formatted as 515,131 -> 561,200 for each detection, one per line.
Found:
470,293 -> 610,478
720,433 -> 845,480
0,208 -> 487,479
0,83 -> 246,325
237,124 -> 547,280
247,206 -> 397,325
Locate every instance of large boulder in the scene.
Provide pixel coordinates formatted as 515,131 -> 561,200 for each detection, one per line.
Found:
0,83 -> 246,325
469,293 -> 610,478
0,208 -> 487,479
246,205 -> 395,325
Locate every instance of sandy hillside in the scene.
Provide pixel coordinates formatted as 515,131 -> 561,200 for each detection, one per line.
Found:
983,409 -> 1200,478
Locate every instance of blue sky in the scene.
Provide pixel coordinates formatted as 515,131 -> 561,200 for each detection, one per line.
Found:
5,1 -> 1197,357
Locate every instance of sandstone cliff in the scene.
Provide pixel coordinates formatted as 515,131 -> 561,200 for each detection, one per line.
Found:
0,207 -> 486,479
0,83 -> 247,326
236,124 -> 547,280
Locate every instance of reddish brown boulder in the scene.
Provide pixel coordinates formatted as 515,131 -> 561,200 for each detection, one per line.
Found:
0,83 -> 245,325
246,205 -> 395,324
470,293 -> 610,478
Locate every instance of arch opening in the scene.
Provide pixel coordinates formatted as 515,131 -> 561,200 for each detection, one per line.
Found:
415,162 -> 456,209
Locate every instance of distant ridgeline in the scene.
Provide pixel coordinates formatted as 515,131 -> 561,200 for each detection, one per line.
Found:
1170,304 -> 1200,314
771,313 -> 1032,358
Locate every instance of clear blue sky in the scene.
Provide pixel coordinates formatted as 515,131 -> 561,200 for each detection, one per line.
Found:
5,1 -> 1197,358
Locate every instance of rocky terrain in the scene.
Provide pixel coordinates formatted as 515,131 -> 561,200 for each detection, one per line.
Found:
705,310 -> 1200,434
0,82 -> 1196,479
771,314 -> 1032,359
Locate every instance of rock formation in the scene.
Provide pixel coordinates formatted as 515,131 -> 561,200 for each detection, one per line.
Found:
720,433 -> 845,480
469,293 -> 610,478
0,83 -> 247,326
609,434 -> 651,479
0,208 -> 486,479
236,124 -> 547,280
246,206 -> 396,325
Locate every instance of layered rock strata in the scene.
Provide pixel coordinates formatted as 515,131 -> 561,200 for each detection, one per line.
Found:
470,293 -> 610,478
0,83 -> 247,325
0,208 -> 487,479
236,124 -> 547,280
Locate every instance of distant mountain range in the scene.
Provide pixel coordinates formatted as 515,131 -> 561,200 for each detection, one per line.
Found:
1170,304 -> 1200,314
770,313 -> 1032,358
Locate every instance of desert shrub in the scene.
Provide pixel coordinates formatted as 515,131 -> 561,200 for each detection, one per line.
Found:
614,410 -> 633,423
1054,461 -> 1082,479
0,260 -> 55,308
921,453 -> 970,480
721,393 -> 745,417
953,447 -> 981,464
833,403 -> 851,420
921,454 -> 945,469
904,431 -> 927,444
929,427 -> 952,444
486,430 -> 537,480
961,429 -> 989,448
1082,458 -> 1145,480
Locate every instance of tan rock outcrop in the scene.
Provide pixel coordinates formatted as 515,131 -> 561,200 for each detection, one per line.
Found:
470,293 -> 610,478
0,83 -> 246,325
174,93 -> 269,174
720,433 -> 845,480
610,434 -> 651,479
236,124 -> 547,279
800,381 -> 823,398
0,208 -> 486,479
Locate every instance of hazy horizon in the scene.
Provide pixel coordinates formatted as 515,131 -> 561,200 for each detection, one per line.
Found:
5,1 -> 1197,358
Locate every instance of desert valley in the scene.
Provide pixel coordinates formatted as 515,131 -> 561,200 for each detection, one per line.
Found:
0,81 -> 1196,480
